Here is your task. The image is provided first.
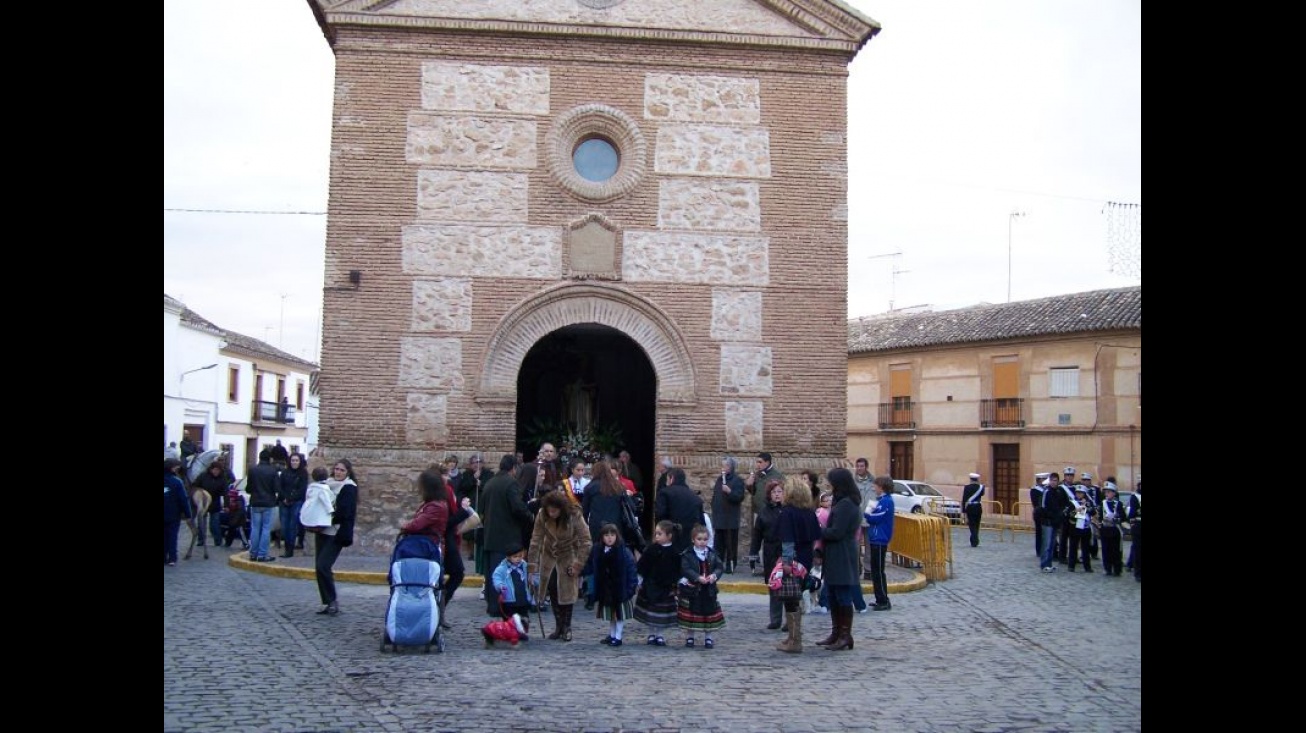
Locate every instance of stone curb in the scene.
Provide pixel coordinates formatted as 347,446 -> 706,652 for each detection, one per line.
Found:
226,551 -> 929,595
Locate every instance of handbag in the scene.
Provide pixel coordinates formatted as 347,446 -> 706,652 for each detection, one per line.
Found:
767,559 -> 807,600
456,510 -> 482,535
620,495 -> 646,551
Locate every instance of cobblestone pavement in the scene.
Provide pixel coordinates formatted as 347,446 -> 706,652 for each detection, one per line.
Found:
164,527 -> 1140,732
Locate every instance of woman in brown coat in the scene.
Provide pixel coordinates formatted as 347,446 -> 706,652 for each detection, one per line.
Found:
528,489 -> 593,641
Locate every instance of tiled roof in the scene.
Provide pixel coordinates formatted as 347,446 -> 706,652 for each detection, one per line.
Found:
221,330 -> 320,371
166,293 -> 319,370
848,286 -> 1140,354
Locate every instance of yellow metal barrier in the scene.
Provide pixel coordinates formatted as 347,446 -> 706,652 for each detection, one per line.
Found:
957,499 -> 1007,542
1005,500 -> 1038,542
888,513 -> 952,581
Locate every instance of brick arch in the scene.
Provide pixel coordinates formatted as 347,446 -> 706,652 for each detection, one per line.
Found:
477,283 -> 697,406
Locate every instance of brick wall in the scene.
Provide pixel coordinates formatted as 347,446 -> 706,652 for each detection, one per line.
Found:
318,26 -> 855,552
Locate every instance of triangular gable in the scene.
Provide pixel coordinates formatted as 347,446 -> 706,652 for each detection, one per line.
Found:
312,0 -> 879,56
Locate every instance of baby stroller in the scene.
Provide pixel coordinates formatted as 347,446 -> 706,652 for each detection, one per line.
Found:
380,534 -> 444,653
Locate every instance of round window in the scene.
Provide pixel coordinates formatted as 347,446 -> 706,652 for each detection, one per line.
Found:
548,104 -> 646,203
573,137 -> 619,183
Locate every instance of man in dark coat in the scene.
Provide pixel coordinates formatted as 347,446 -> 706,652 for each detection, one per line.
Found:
618,450 -> 644,492
1126,481 -> 1141,582
179,431 -> 199,461
194,459 -> 235,548
742,452 -> 784,572
655,468 -> 705,556
961,472 -> 986,547
1038,472 -> 1067,572
245,449 -> 281,563
455,454 -> 495,561
479,454 -> 535,616
1029,472 -> 1050,557
710,456 -> 747,574
268,439 -> 289,469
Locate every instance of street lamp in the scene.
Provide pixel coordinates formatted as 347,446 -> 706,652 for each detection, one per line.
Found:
1007,211 -> 1026,303
180,363 -> 218,384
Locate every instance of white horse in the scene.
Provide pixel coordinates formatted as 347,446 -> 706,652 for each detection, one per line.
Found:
183,488 -> 211,560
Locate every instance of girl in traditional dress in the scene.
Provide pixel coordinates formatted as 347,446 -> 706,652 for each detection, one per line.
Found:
634,520 -> 681,646
677,524 -> 726,648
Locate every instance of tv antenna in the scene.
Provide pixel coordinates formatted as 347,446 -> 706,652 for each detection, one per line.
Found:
867,251 -> 910,311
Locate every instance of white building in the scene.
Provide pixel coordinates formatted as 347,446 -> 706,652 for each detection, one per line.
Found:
163,294 -> 319,478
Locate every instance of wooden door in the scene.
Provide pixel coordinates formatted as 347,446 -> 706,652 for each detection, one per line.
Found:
992,443 -> 1020,514
889,441 -> 914,480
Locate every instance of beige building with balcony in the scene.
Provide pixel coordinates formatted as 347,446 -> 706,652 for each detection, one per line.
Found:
846,285 -> 1141,513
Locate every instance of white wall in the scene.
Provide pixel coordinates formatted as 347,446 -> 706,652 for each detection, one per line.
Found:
165,296 -> 316,471
165,308 -> 225,450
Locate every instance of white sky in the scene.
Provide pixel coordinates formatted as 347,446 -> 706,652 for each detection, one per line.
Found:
163,0 -> 1141,364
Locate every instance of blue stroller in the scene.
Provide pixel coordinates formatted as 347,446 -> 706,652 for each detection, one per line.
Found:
380,534 -> 444,653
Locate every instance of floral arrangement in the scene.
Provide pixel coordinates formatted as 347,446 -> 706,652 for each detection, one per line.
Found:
523,416 -> 624,469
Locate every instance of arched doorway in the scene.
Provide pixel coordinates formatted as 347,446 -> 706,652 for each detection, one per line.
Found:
476,282 -> 699,513
515,324 -> 656,499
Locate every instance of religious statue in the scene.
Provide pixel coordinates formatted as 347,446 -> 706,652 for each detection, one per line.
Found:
562,375 -> 596,434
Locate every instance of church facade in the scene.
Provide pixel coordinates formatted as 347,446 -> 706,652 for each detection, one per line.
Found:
308,0 -> 880,551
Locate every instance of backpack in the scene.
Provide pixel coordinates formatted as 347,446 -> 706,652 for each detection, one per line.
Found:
300,482 -> 335,533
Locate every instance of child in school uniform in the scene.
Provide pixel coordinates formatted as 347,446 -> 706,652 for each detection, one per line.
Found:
634,520 -> 682,646
677,523 -> 726,648
582,522 -> 638,646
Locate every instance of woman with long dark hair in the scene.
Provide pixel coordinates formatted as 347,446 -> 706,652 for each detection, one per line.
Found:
277,452 -> 310,558
399,467 -> 451,561
437,464 -> 473,630
816,467 -> 862,651
314,458 -> 358,616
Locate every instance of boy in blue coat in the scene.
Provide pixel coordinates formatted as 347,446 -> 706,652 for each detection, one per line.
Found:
862,475 -> 895,611
490,542 -> 534,620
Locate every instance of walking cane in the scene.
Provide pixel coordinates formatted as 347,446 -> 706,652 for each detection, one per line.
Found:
531,578 -> 545,638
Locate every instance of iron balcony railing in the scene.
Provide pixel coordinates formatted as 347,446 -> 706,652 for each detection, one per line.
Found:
980,398 -> 1025,428
877,401 -> 916,430
253,400 -> 296,425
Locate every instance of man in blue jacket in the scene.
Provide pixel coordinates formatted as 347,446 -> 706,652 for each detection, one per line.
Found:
164,458 -> 193,566
862,475 -> 895,611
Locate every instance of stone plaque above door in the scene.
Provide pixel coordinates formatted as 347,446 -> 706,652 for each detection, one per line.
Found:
565,212 -> 622,280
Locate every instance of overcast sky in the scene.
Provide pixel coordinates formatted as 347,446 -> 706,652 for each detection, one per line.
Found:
163,0 -> 1141,364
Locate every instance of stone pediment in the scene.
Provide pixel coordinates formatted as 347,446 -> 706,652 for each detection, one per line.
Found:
311,0 -> 880,55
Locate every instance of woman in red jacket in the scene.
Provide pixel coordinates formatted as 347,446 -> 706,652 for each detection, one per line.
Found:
400,469 -> 451,561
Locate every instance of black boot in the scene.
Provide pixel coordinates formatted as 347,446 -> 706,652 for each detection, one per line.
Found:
548,600 -> 564,640
438,591 -> 452,630
560,605 -> 573,642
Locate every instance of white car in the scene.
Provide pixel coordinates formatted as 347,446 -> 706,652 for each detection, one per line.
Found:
869,480 -> 962,522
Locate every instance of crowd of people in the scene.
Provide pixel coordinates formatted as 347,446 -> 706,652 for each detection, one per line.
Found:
1030,467 -> 1141,582
380,447 -> 895,653
169,441 -> 1139,653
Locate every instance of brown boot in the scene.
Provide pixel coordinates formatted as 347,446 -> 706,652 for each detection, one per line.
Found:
826,607 -> 854,651
777,611 -> 802,654
815,607 -> 840,646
